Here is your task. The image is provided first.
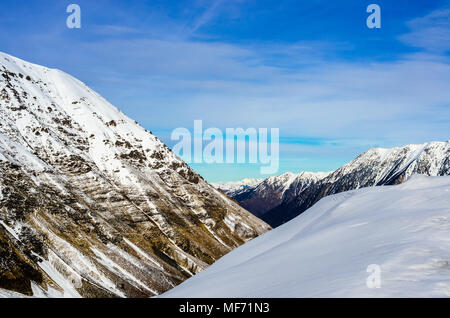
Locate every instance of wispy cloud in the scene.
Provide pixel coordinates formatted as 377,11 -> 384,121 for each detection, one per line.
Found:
64,35 -> 450,154
399,7 -> 450,53
92,24 -> 141,35
191,0 -> 225,32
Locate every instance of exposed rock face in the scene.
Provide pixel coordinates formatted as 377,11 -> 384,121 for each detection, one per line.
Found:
263,142 -> 450,227
0,52 -> 270,297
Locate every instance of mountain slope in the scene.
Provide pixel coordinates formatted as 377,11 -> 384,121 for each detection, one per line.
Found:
162,175 -> 450,297
264,141 -> 450,227
229,171 -> 329,218
0,52 -> 270,297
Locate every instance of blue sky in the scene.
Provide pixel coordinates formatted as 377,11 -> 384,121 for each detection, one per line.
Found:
1,0 -> 449,181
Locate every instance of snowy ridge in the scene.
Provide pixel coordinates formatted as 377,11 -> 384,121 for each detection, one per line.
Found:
0,52 -> 270,297
162,175 -> 450,297
257,141 -> 450,227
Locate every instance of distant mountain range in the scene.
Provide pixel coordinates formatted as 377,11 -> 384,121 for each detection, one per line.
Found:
0,52 -> 270,297
219,141 -> 450,227
163,175 -> 450,297
212,178 -> 264,197
216,172 -> 330,218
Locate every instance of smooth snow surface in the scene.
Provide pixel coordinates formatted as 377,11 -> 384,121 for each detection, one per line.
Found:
162,175 -> 450,297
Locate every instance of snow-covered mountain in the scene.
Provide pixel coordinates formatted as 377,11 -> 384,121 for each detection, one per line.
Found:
162,175 -> 450,297
0,52 -> 270,298
224,142 -> 449,227
212,178 -> 264,196
263,141 -> 450,227
231,171 -> 329,218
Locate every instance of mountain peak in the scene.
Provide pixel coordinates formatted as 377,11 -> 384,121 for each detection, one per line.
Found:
0,52 -> 270,297
228,141 -> 449,227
